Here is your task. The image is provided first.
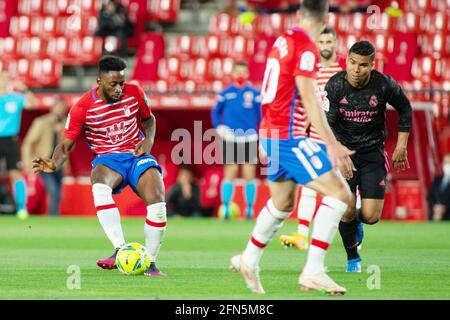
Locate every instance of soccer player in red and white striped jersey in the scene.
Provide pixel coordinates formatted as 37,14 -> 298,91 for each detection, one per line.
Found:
32,56 -> 167,276
280,27 -> 347,252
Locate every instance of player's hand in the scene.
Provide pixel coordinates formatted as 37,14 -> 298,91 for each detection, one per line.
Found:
327,141 -> 356,180
32,158 -> 57,173
392,146 -> 409,172
134,138 -> 153,157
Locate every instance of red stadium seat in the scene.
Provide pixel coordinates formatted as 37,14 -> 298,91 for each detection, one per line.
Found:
43,0 -> 69,16
420,12 -> 449,34
411,56 -> 442,82
205,35 -> 221,57
158,57 -> 182,82
18,0 -> 43,16
7,58 -> 30,84
46,36 -> 69,61
9,16 -> 31,37
395,12 -> 421,33
190,36 -> 208,58
16,37 -> 47,58
210,14 -> 240,35
29,16 -> 58,37
147,0 -> 180,23
255,13 -> 285,36
230,35 -> 254,59
168,35 -> 193,58
68,0 -> 100,16
189,58 -> 208,82
28,58 -> 62,87
1,37 -> 18,59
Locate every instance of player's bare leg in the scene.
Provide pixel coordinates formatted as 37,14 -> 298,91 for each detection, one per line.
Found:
242,163 -> 257,219
298,170 -> 352,295
91,165 -> 125,270
280,186 -> 317,251
340,197 -> 384,272
221,164 -> 238,219
230,179 -> 297,294
136,167 -> 167,277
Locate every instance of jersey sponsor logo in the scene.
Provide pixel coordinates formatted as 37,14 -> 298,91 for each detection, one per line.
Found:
369,95 -> 378,108
300,51 -> 315,72
105,122 -> 126,144
137,158 -> 156,166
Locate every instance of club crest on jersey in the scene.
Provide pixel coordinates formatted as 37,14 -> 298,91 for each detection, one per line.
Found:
369,95 -> 378,108
124,105 -> 131,116
243,91 -> 254,108
106,122 -> 125,144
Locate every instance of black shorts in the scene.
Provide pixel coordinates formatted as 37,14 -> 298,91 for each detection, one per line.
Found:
221,139 -> 258,165
0,136 -> 22,171
346,146 -> 389,199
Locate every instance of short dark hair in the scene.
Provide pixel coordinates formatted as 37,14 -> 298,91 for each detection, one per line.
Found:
320,26 -> 336,37
98,55 -> 127,76
349,41 -> 376,61
300,0 -> 329,20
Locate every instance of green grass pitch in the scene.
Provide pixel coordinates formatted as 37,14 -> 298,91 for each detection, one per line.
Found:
0,216 -> 449,300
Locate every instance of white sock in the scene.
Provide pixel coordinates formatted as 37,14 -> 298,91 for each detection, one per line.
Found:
303,196 -> 348,275
92,183 -> 125,249
297,187 -> 317,237
144,202 -> 167,263
242,198 -> 291,269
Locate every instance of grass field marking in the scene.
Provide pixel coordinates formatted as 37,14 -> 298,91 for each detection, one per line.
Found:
66,265 -> 81,290
366,265 -> 381,290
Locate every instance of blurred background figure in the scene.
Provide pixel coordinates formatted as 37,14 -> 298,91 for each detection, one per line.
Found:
211,61 -> 261,220
95,0 -> 135,56
166,165 -> 202,218
0,71 -> 37,219
427,153 -> 450,221
22,98 -> 67,217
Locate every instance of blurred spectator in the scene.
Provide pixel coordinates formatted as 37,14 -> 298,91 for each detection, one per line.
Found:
166,165 -> 202,217
211,61 -> 261,220
21,99 -> 67,216
0,71 -> 37,219
95,0 -> 135,56
427,153 -> 450,221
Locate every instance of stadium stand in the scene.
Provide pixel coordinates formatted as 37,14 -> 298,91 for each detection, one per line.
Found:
1,0 -> 448,219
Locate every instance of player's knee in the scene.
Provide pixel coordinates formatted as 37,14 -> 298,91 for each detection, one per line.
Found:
267,198 -> 291,220
362,215 -> 379,225
333,188 -> 353,208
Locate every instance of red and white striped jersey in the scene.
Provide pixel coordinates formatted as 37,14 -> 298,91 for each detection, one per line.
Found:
308,55 -> 346,144
64,83 -> 152,155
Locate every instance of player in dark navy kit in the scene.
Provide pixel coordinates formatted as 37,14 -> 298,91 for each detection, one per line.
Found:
324,41 -> 412,272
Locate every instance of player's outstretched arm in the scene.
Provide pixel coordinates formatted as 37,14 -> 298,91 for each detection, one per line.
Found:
32,137 -> 75,173
295,75 -> 356,179
134,113 -> 156,157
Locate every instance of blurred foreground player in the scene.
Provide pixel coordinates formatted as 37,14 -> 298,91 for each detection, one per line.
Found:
324,41 -> 412,272
32,56 -> 167,276
230,0 -> 355,295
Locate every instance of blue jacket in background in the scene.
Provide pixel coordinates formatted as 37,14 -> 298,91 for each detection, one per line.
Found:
211,84 -> 261,137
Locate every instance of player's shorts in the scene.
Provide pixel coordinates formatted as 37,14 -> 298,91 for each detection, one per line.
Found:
221,139 -> 258,164
92,153 -> 162,194
346,146 -> 389,199
0,136 -> 21,171
259,137 -> 332,185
